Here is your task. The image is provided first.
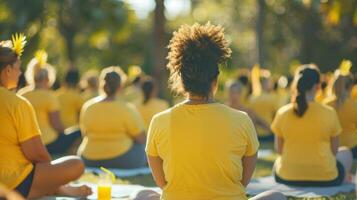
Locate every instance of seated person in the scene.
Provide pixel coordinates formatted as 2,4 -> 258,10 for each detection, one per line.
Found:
20,51 -> 80,155
146,23 -> 285,200
324,72 -> 357,159
0,39 -> 91,199
272,64 -> 353,186
78,66 -> 147,169
55,68 -> 84,130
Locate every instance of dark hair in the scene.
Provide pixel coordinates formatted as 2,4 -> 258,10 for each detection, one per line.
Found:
65,68 -> 80,87
141,77 -> 155,104
0,45 -> 18,72
293,65 -> 320,117
237,75 -> 249,86
167,23 -> 231,97
320,81 -> 327,90
99,67 -> 123,97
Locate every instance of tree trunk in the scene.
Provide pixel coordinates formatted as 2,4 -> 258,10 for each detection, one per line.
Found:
300,6 -> 314,63
256,0 -> 265,67
153,0 -> 167,96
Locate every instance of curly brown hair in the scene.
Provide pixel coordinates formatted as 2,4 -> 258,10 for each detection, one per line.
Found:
167,22 -> 232,97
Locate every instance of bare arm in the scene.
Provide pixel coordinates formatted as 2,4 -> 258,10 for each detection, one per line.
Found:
275,136 -> 284,155
133,132 -> 146,144
241,153 -> 258,187
147,155 -> 167,189
330,136 -> 339,156
20,136 -> 52,163
48,111 -> 65,133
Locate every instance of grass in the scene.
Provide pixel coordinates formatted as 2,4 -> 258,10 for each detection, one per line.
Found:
119,141 -> 356,200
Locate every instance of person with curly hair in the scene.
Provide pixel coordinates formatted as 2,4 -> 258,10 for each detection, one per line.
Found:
146,23 -> 285,200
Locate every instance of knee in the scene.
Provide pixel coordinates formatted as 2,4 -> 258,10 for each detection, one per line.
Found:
66,157 -> 85,179
338,146 -> 353,157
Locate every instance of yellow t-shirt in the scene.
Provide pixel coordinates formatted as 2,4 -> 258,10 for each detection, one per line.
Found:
82,89 -> 99,101
78,97 -> 145,160
351,85 -> 357,101
248,92 -> 280,136
55,88 -> 84,129
136,98 -> 169,130
21,89 -> 60,145
146,103 -> 259,200
271,102 -> 342,181
324,97 -> 357,148
123,85 -> 143,104
0,87 -> 41,189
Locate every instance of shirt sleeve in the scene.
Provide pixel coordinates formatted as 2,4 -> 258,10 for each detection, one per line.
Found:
146,115 -> 159,157
15,98 -> 41,142
271,108 -> 284,137
125,103 -> 145,137
243,114 -> 260,156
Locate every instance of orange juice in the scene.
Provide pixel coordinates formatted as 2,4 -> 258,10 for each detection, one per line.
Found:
98,185 -> 111,200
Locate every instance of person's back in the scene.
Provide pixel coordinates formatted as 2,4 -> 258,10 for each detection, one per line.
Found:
22,89 -> 59,145
148,102 -> 258,199
325,97 -> 357,148
272,102 -> 340,180
79,97 -> 143,160
248,92 -> 279,136
271,64 -> 352,187
0,87 -> 38,189
56,69 -> 84,129
56,88 -> 83,128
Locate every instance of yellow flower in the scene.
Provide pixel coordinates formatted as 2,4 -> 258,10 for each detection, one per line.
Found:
11,33 -> 26,57
339,59 -> 352,76
35,50 -> 48,67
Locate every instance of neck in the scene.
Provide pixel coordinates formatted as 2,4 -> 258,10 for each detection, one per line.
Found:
305,91 -> 315,103
186,93 -> 215,105
104,94 -> 116,101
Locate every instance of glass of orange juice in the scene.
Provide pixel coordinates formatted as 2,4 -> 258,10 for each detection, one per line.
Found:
97,173 -> 112,200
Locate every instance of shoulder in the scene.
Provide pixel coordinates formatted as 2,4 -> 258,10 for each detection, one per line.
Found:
82,95 -> 104,111
275,103 -> 294,116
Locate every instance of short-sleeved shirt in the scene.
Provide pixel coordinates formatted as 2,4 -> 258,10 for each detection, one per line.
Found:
271,102 -> 342,181
248,92 -> 280,136
324,97 -> 357,148
55,87 -> 84,129
0,87 -> 41,189
123,85 -> 143,104
136,98 -> 169,130
146,103 -> 259,200
21,89 -> 60,145
78,97 -> 145,160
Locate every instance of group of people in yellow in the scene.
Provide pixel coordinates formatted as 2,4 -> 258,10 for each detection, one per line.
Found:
0,23 -> 356,200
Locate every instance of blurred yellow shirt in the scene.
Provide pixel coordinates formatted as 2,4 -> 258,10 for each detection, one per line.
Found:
78,97 -> 145,160
271,102 -> 341,181
136,98 -> 169,129
351,85 -> 357,101
0,87 -> 41,189
146,103 -> 259,200
55,87 -> 84,128
82,89 -> 99,101
123,85 -> 143,104
248,92 -> 280,136
21,89 -> 60,145
324,97 -> 357,148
